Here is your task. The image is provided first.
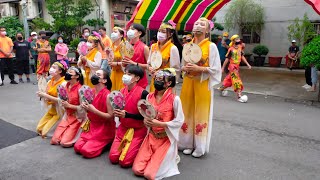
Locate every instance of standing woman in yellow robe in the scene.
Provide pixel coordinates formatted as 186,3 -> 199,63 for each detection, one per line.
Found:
148,21 -> 181,92
77,33 -> 104,88
109,27 -> 125,91
178,17 -> 222,158
36,61 -> 67,138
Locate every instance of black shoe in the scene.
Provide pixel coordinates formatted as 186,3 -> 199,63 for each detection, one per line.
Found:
27,78 -> 31,83
0,83 -> 3,86
10,80 -> 18,84
19,79 -> 24,83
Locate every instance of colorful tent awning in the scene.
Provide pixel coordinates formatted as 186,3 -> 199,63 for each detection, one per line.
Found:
127,0 -> 230,31
305,0 -> 320,14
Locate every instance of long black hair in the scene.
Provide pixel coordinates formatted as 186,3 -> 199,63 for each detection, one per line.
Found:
102,69 -> 112,90
162,23 -> 183,61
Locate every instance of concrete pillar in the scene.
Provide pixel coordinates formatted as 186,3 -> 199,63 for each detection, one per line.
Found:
100,0 -> 111,35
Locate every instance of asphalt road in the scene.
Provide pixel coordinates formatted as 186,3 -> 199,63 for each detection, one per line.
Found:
0,75 -> 319,180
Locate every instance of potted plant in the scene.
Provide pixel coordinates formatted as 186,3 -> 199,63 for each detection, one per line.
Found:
252,45 -> 269,66
268,56 -> 282,67
241,53 -> 253,66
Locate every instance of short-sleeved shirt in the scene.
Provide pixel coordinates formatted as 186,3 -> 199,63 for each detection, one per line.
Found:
30,40 -> 38,56
100,36 -> 112,59
289,46 -> 299,53
13,40 -> 30,60
55,43 -> 69,60
0,36 -> 14,58
217,39 -> 231,61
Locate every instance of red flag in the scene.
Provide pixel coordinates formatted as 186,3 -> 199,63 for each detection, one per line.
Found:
305,0 -> 320,14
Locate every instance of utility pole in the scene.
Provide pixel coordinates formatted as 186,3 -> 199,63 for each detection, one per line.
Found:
20,0 -> 30,40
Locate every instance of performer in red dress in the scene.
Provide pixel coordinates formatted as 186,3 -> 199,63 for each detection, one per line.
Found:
109,64 -> 148,167
74,69 -> 115,158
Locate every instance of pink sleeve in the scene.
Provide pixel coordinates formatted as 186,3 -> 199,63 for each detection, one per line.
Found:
54,44 -> 59,52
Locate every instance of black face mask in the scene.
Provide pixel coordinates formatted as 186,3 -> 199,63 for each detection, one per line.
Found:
90,74 -> 100,85
154,80 -> 165,91
64,73 -> 72,81
186,39 -> 192,42
17,37 -> 23,41
41,36 -> 46,40
235,41 -> 241,45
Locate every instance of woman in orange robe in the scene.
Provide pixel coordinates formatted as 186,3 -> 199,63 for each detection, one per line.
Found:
36,62 -> 67,138
133,69 -> 184,180
74,69 -> 115,158
148,22 -> 181,92
109,27 -> 125,91
51,67 -> 84,147
77,34 -> 104,88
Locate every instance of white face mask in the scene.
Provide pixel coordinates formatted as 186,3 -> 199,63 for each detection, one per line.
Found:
111,32 -> 120,42
33,36 -> 38,40
49,67 -> 57,76
157,32 -> 167,43
84,32 -> 90,37
86,42 -> 93,48
193,24 -> 205,34
122,74 -> 133,85
127,29 -> 136,39
1,31 -> 7,36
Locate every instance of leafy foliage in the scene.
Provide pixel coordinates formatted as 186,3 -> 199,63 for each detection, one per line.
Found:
300,35 -> 320,69
30,18 -> 52,31
212,17 -> 224,31
224,0 -> 264,35
287,14 -> 316,48
70,38 -> 80,51
46,0 -> 94,40
252,45 -> 269,56
0,16 -> 24,40
86,19 -> 106,28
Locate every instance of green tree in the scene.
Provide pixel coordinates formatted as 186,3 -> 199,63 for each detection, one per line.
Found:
300,35 -> 320,69
0,16 -> 24,40
224,0 -> 265,36
30,18 -> 52,31
287,13 -> 316,48
46,0 -> 94,40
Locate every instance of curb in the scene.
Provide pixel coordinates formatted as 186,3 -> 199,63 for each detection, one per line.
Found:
215,89 -> 320,108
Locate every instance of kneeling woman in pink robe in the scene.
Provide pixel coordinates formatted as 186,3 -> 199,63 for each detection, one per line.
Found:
109,64 -> 148,167
51,67 -> 83,147
74,69 -> 115,158
132,69 -> 184,180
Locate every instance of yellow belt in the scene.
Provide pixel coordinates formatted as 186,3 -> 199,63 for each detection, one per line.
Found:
118,128 -> 134,161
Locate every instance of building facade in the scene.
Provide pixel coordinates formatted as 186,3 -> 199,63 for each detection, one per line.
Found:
0,0 -> 138,36
214,0 -> 320,63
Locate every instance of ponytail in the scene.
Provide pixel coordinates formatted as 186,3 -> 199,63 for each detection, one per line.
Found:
102,69 -> 112,90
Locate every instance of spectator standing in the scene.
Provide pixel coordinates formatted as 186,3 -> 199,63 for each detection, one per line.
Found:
80,28 -> 90,42
0,26 -> 18,85
13,32 -> 32,83
30,32 -> 38,74
55,35 -> 69,67
99,27 -> 112,73
217,32 -> 231,65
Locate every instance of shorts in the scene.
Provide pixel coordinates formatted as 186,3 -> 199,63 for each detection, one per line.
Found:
16,59 -> 30,75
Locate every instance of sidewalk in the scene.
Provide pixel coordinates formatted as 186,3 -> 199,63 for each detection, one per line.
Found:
220,67 -> 319,104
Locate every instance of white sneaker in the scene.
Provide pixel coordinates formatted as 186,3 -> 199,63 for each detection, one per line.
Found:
183,149 -> 193,155
221,90 -> 228,97
302,85 -> 312,89
238,95 -> 248,103
192,151 -> 204,158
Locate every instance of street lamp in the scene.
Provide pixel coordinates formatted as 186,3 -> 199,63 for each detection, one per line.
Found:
20,0 -> 30,40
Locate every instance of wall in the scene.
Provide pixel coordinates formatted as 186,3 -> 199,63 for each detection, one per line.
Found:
214,0 -> 320,63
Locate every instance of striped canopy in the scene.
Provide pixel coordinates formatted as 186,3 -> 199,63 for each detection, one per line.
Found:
305,0 -> 320,14
127,0 -> 230,31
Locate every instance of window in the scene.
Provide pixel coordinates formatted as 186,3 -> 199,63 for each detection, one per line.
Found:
311,22 -> 320,35
241,25 -> 260,44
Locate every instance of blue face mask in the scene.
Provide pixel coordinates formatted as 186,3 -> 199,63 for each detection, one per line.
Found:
58,39 -> 63,43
